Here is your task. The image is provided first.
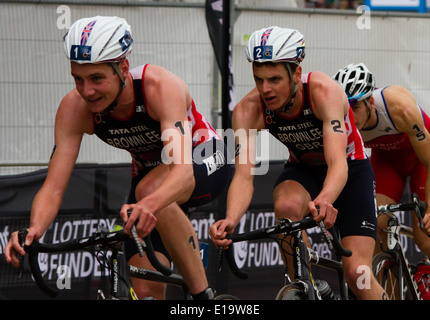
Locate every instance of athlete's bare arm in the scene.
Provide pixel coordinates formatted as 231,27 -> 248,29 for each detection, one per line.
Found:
384,85 -> 430,232
120,65 -> 196,237
5,91 -> 93,266
308,72 -> 349,227
209,88 -> 265,248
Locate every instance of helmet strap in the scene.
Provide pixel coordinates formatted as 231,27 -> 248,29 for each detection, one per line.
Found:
111,62 -> 125,83
362,99 -> 372,129
278,63 -> 298,113
99,63 -> 127,115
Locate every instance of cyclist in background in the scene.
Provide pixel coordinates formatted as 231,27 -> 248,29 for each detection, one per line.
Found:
209,26 -> 386,299
334,63 -> 430,257
5,16 -> 231,300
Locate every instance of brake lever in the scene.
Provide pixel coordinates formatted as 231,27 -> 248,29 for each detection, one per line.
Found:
217,246 -> 224,273
412,193 -> 426,229
314,207 -> 334,250
318,221 -> 333,250
127,209 -> 145,257
17,229 -> 28,279
317,220 -> 352,257
131,225 -> 145,257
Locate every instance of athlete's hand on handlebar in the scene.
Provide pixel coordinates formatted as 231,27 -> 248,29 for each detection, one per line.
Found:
423,211 -> 430,235
120,203 -> 157,238
209,218 -> 236,249
309,200 -> 338,229
5,227 -> 39,268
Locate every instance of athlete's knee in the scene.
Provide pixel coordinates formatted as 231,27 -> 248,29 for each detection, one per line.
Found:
128,252 -> 169,300
132,278 -> 167,300
135,179 -> 158,201
377,214 -> 389,230
344,261 -> 363,286
343,257 -> 375,291
413,229 -> 430,255
155,203 -> 192,232
274,199 -> 302,220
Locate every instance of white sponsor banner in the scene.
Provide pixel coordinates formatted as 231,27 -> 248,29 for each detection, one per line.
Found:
370,0 -> 419,6
366,0 -> 428,12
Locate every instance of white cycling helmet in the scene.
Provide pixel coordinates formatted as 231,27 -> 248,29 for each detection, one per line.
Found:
64,16 -> 133,64
333,63 -> 374,103
246,26 -> 305,112
245,26 -> 305,64
64,16 -> 133,114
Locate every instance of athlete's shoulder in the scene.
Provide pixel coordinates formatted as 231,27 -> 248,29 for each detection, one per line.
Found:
308,71 -> 342,92
307,71 -> 348,116
382,85 -> 416,106
143,64 -> 178,83
59,89 -> 86,111
142,64 -> 189,96
381,85 -> 418,117
233,88 -> 265,131
57,89 -> 93,134
235,88 -> 262,115
381,85 -> 423,133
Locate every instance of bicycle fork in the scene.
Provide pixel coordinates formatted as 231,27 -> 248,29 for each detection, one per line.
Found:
99,247 -> 138,300
386,221 -> 422,300
290,230 -> 321,300
289,230 -> 349,300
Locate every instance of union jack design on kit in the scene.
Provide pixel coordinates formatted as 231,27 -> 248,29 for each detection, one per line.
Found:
80,20 -> 97,45
260,28 -> 273,46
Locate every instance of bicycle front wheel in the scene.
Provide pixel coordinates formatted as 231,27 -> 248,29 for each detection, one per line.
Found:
372,252 -> 413,300
275,284 -> 308,300
214,294 -> 240,300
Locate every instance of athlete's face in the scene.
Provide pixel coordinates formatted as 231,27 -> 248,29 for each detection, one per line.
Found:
253,63 -> 296,111
71,62 -> 121,113
350,100 -> 371,130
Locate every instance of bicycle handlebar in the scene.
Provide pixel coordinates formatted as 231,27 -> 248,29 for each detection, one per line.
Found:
18,226 -> 172,298
377,193 -> 427,228
222,216 -> 352,280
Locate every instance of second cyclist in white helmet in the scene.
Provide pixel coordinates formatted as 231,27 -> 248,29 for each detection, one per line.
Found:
210,26 -> 387,300
333,63 -> 375,129
334,63 -> 430,258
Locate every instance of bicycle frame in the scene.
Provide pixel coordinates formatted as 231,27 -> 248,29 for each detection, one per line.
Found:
98,244 -> 137,300
289,228 -> 349,300
222,216 -> 351,300
96,242 -> 189,300
374,193 -> 427,300
18,227 -> 187,299
376,210 -> 421,300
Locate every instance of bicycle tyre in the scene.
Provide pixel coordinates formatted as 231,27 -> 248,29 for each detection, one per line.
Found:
372,252 -> 413,300
214,294 -> 240,300
275,284 -> 308,300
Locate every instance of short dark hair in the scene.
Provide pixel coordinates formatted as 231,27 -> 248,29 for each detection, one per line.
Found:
253,62 -> 298,78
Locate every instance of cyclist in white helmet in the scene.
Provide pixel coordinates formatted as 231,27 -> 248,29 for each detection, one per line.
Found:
209,26 -> 386,299
334,63 -> 430,257
5,16 -> 232,300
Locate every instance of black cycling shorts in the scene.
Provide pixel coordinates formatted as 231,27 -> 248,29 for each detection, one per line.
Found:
274,158 -> 377,239
124,138 -> 232,261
